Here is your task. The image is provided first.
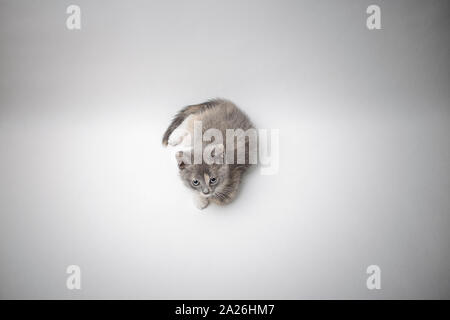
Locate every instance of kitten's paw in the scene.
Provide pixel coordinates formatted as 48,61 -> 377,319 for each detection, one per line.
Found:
194,195 -> 209,210
168,129 -> 188,146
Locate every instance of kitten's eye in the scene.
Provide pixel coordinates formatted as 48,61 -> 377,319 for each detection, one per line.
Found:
191,179 -> 200,186
209,177 -> 217,185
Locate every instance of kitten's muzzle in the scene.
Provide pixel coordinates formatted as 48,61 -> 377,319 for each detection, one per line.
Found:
202,189 -> 210,195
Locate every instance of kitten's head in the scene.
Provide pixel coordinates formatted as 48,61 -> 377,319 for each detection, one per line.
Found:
176,150 -> 229,198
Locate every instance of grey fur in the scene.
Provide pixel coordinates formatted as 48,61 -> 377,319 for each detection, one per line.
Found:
162,99 -> 255,208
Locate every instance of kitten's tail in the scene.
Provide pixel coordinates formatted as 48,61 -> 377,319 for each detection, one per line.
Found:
161,99 -> 223,146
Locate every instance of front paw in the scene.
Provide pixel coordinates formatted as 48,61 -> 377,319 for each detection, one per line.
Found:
194,195 -> 209,210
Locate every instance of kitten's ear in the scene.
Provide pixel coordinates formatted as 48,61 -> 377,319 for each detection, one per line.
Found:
175,151 -> 186,169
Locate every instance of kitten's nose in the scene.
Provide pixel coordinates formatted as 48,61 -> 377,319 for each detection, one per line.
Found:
202,189 -> 210,195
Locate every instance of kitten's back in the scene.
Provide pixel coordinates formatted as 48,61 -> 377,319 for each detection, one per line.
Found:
196,99 -> 254,134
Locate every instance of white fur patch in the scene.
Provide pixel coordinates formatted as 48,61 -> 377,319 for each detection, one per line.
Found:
168,115 -> 195,147
194,194 -> 209,210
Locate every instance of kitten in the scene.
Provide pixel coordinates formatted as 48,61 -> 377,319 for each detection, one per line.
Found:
162,99 -> 255,209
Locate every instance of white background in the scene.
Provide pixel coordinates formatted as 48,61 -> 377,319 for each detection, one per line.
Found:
0,0 -> 449,298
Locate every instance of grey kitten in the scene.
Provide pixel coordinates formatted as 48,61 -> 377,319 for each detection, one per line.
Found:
162,99 -> 255,209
